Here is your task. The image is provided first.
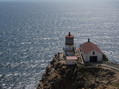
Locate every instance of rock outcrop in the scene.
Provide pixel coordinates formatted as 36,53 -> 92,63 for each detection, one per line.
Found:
37,53 -> 119,89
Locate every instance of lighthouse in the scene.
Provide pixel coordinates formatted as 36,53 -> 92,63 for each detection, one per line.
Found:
64,32 -> 75,56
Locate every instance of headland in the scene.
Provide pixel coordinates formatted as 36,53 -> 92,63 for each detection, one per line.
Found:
37,32 -> 119,89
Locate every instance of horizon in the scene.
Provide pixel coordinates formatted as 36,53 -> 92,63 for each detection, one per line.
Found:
0,0 -> 118,2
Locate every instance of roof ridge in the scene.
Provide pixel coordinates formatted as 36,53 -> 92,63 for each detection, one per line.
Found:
81,41 -> 102,54
89,42 -> 94,50
90,42 -> 101,52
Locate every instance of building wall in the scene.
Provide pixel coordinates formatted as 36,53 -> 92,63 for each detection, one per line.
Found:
65,60 -> 77,65
82,50 -> 102,62
65,52 -> 74,56
65,45 -> 74,52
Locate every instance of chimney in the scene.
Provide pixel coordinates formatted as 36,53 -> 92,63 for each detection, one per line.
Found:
68,32 -> 71,36
88,38 -> 90,42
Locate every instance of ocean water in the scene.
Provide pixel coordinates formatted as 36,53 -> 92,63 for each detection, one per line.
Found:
0,0 -> 119,89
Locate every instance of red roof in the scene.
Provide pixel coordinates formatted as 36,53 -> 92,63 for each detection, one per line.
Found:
65,32 -> 74,38
76,48 -> 80,51
65,35 -> 74,38
66,56 -> 78,60
80,42 -> 102,54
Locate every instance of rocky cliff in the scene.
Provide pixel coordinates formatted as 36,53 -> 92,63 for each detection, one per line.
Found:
37,53 -> 119,89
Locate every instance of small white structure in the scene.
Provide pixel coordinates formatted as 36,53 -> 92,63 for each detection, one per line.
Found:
80,39 -> 103,62
65,56 -> 78,65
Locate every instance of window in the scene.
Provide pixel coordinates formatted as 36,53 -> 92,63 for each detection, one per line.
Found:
93,51 -> 95,55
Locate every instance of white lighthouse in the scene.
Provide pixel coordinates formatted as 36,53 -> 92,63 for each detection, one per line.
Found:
64,32 -> 75,56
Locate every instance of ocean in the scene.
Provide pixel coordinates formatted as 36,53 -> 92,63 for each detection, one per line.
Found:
0,0 -> 119,89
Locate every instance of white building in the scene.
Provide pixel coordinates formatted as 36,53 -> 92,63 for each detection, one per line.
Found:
80,39 -> 103,62
65,56 -> 78,65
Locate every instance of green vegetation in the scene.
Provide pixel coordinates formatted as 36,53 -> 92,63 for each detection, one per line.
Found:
37,53 -> 119,89
112,83 -> 119,88
102,53 -> 108,61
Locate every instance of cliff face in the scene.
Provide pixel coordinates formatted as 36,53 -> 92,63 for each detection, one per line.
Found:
37,54 -> 119,89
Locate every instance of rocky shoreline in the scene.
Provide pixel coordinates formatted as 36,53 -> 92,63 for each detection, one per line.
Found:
37,53 -> 119,89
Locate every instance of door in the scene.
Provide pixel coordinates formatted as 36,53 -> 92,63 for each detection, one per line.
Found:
90,56 -> 97,62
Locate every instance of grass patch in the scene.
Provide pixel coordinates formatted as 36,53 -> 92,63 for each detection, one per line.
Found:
112,83 -> 119,88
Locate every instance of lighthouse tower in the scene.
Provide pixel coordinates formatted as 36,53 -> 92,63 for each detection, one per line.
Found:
64,32 -> 75,56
